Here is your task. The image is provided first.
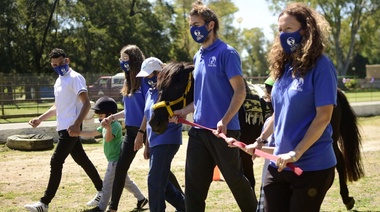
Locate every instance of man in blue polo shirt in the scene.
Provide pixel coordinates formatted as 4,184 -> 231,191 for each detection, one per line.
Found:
173,1 -> 257,211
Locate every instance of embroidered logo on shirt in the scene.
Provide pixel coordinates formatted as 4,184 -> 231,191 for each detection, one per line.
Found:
208,56 -> 217,67
290,78 -> 304,91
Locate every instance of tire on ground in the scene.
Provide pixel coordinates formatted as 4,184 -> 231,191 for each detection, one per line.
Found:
6,134 -> 54,151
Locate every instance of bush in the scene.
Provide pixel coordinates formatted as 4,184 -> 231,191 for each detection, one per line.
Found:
342,78 -> 358,90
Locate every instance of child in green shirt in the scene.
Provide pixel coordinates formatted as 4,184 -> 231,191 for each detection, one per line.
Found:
80,96 -> 148,212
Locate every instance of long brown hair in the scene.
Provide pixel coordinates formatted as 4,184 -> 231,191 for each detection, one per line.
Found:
268,3 -> 331,80
120,45 -> 145,96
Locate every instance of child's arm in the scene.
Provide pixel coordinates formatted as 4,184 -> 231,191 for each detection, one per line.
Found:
103,123 -> 114,142
79,130 -> 101,138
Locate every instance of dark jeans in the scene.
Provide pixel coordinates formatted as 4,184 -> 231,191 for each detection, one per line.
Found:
40,130 -> 103,205
185,128 -> 257,212
264,165 -> 335,212
148,144 -> 185,212
109,126 -> 139,211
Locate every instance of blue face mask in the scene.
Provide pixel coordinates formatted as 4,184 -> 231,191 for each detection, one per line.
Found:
53,63 -> 69,76
120,60 -> 130,72
280,29 -> 302,53
147,75 -> 157,87
190,24 -> 210,43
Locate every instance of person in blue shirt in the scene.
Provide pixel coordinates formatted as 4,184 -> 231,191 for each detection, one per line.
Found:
173,1 -> 257,211
137,59 -> 188,212
256,77 -> 275,212
246,3 -> 337,211
100,45 -> 149,212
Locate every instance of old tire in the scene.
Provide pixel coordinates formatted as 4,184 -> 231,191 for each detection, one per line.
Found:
6,134 -> 54,151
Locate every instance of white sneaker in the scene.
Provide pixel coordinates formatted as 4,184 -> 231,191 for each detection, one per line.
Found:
24,201 -> 48,212
87,191 -> 102,206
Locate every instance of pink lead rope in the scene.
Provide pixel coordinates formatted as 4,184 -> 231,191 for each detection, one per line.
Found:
178,117 -> 303,176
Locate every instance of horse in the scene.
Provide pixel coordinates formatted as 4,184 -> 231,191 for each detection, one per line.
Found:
148,68 -> 364,210
149,61 -> 194,134
330,89 -> 364,209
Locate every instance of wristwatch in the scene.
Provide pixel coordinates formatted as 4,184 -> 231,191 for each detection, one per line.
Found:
288,151 -> 297,162
255,137 -> 268,144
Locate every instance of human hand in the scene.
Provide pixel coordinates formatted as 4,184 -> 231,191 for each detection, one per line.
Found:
225,137 -> 239,148
101,117 -> 111,127
173,109 -> 188,120
168,116 -> 179,124
103,123 -> 111,130
245,142 -> 264,159
276,152 -> 297,172
134,134 -> 144,151
67,124 -> 81,137
214,120 -> 227,136
28,118 -> 42,128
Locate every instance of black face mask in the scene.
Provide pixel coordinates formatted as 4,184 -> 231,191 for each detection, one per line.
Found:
98,118 -> 103,123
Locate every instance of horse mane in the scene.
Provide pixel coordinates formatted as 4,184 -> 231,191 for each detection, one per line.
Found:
157,62 -> 194,91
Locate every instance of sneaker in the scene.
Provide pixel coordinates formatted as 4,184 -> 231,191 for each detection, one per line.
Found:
24,201 -> 48,212
88,206 -> 104,212
136,198 -> 148,209
87,191 -> 102,206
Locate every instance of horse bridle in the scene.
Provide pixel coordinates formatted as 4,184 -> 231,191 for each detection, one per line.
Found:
152,72 -> 192,117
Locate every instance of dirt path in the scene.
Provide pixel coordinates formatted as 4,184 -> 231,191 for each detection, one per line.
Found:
1,117 -> 379,211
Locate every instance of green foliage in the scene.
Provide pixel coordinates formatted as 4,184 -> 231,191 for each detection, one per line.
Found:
1,0 -> 380,80
241,28 -> 269,76
265,0 -> 380,76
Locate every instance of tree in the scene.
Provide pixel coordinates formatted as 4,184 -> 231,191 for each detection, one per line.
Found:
265,0 -> 380,76
356,8 -> 380,64
241,28 -> 268,77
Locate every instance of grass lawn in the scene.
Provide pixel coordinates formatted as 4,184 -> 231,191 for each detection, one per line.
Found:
344,91 -> 380,102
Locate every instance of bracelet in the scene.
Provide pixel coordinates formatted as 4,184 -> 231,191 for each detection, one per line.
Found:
255,137 -> 268,144
138,129 -> 145,134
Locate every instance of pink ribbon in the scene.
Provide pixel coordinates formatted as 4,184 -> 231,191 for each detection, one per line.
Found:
178,117 -> 303,176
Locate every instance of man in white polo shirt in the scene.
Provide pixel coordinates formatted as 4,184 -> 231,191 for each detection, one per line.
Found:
25,48 -> 103,212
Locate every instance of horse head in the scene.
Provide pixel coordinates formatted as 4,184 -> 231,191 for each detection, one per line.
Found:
149,62 -> 194,134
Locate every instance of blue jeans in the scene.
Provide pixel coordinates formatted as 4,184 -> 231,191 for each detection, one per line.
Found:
148,144 -> 185,212
40,130 -> 103,205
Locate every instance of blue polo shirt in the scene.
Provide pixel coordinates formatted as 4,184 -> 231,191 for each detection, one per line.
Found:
193,39 -> 243,130
144,88 -> 182,148
271,54 -> 337,171
123,79 -> 150,127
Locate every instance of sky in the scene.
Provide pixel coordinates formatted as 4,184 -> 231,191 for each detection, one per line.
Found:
232,0 -> 278,40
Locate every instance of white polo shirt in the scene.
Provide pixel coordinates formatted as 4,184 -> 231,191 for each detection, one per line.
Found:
54,68 -> 87,131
